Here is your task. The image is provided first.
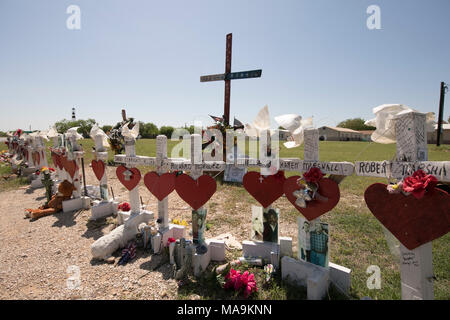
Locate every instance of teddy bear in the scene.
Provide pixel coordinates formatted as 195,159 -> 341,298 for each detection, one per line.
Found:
25,180 -> 76,220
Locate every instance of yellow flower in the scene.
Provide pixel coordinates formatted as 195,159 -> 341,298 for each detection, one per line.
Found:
392,184 -> 399,190
41,166 -> 49,172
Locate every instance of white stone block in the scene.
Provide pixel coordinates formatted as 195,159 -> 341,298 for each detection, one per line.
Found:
242,240 -> 279,263
171,224 -> 186,239
271,251 -> 280,269
281,256 -> 329,300
307,269 -> 330,300
30,178 -> 43,189
62,197 -> 83,212
90,200 -> 119,220
206,239 -> 226,262
152,233 -> 162,254
279,236 -> 293,258
329,262 -> 352,295
193,247 -> 211,277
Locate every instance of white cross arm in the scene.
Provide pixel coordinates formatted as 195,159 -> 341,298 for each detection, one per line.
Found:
114,154 -> 227,171
279,159 -> 355,176
355,161 -> 450,182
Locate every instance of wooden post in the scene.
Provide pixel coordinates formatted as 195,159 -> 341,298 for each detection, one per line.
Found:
124,137 -> 141,214
395,111 -> 434,300
156,135 -> 169,229
436,82 -> 447,146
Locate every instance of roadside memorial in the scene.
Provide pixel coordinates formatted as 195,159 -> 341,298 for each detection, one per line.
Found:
25,180 -> 76,220
29,131 -> 50,188
356,107 -> 450,300
89,125 -> 118,220
61,127 -> 90,212
114,133 -> 226,276
91,121 -> 153,261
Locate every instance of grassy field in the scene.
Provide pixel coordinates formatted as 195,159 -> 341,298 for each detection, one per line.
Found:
1,139 -> 449,300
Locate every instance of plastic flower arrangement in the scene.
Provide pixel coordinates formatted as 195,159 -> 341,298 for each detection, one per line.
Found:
40,167 -> 55,204
224,268 -> 257,298
167,237 -> 176,245
171,218 -> 189,227
118,202 -> 131,212
387,169 -> 438,199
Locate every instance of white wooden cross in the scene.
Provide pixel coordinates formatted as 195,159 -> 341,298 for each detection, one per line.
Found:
355,111 -> 450,300
115,134 -> 226,230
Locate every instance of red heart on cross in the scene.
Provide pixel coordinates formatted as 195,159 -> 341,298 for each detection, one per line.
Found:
243,171 -> 285,208
364,183 -> 450,250
54,153 -> 64,170
32,151 -> 40,166
144,171 -> 176,201
61,156 -> 78,179
91,160 -> 106,181
284,176 -> 340,221
116,165 -> 141,191
175,173 -> 217,210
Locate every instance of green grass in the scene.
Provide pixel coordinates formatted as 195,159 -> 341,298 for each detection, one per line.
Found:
1,139 -> 449,300
0,164 -> 29,192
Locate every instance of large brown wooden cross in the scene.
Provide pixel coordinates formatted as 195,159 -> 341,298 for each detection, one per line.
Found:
200,33 -> 262,126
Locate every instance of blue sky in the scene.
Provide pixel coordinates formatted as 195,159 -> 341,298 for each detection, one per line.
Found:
0,0 -> 449,131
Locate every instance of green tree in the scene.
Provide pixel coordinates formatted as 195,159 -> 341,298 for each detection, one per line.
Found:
337,118 -> 375,131
101,125 -> 113,134
54,119 -> 97,138
139,122 -> 159,139
0,131 -> 7,137
159,126 -> 175,138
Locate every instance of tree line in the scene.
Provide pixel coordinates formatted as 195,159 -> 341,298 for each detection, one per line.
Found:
51,118 -> 195,139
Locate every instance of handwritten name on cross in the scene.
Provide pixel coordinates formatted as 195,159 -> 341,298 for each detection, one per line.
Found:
355,112 -> 440,300
200,33 -> 262,125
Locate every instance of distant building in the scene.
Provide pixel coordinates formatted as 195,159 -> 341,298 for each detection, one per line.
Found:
357,130 -> 375,141
318,126 -> 363,141
427,123 -> 450,144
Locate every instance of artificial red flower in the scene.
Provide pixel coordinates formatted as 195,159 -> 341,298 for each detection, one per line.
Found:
303,167 -> 324,183
224,268 -> 257,298
241,271 -> 257,298
118,202 -> 131,212
402,169 -> 438,199
167,237 -> 176,245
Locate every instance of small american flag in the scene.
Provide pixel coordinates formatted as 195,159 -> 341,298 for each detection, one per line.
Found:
118,242 -> 136,266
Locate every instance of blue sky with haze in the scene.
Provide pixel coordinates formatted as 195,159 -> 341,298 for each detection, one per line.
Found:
0,0 -> 449,131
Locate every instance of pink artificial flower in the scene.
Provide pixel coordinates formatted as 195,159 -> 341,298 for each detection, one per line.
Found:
223,268 -> 257,298
224,268 -> 241,290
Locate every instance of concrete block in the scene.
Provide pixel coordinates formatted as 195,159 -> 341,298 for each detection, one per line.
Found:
171,224 -> 186,239
206,239 -> 226,262
152,233 -> 162,254
90,200 -> 119,220
307,269 -> 330,300
242,240 -> 279,263
279,236 -> 293,258
270,251 -> 280,269
329,262 -> 352,295
30,178 -> 43,189
281,256 -> 329,300
62,197 -> 83,212
192,246 -> 211,277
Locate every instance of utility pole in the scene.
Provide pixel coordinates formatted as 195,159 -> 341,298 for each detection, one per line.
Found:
436,82 -> 448,146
